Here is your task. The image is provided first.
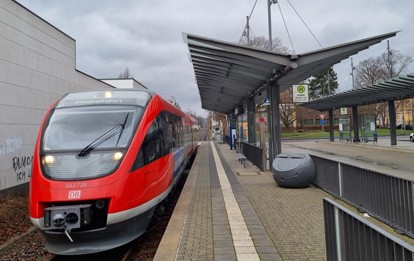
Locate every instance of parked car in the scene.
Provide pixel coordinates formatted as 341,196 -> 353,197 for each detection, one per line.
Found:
410,132 -> 414,142
397,124 -> 413,130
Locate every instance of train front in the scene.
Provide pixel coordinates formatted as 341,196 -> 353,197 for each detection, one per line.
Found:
29,90 -> 153,255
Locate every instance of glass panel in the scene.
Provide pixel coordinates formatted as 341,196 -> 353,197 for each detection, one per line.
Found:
361,115 -> 376,142
254,111 -> 268,148
42,106 -> 143,151
242,113 -> 248,142
237,113 -> 249,142
339,116 -> 352,141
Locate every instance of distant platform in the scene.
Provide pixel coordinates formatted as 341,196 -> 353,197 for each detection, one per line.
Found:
283,138 -> 414,181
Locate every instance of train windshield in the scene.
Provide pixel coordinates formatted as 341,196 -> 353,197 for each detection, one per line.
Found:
40,105 -> 145,180
42,106 -> 142,151
40,90 -> 151,180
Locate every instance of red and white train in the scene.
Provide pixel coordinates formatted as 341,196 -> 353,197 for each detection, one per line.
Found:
29,89 -> 197,255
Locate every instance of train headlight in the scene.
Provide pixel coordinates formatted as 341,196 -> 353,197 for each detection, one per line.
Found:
105,91 -> 112,98
42,155 -> 55,165
113,151 -> 123,161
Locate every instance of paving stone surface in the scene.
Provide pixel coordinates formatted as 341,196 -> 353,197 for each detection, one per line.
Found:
176,144 -> 214,260
174,142 -> 331,260
217,143 -> 332,261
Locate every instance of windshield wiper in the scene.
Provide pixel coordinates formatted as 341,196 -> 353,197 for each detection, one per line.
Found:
77,124 -> 124,157
115,113 -> 129,147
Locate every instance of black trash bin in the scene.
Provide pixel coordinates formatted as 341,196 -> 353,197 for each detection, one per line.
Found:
373,133 -> 378,143
271,154 -> 315,188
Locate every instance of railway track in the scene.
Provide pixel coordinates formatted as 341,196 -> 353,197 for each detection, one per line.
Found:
198,127 -> 209,141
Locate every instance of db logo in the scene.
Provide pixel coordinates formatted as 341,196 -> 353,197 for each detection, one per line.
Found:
68,190 -> 81,199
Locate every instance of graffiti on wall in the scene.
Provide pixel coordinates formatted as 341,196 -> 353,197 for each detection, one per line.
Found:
13,155 -> 33,183
0,137 -> 33,184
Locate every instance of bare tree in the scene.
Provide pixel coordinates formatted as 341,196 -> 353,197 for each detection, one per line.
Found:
240,35 -> 295,129
382,49 -> 413,78
356,49 -> 413,87
186,109 -> 205,128
355,48 -> 413,126
279,88 -> 297,129
355,57 -> 385,88
239,36 -> 290,54
384,51 -> 414,126
118,67 -> 133,78
359,103 -> 388,126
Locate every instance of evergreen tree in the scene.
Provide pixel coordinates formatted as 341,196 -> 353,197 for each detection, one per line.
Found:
308,67 -> 338,101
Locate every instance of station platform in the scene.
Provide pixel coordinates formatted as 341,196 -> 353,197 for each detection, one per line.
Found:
154,141 -> 333,261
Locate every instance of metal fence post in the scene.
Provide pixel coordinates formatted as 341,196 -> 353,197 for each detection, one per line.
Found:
412,183 -> 414,233
338,162 -> 343,198
334,206 -> 342,261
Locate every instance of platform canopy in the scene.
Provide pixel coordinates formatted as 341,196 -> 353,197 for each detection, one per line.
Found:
301,73 -> 414,111
183,31 -> 398,114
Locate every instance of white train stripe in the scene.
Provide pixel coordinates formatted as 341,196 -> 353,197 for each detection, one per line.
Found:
107,183 -> 172,225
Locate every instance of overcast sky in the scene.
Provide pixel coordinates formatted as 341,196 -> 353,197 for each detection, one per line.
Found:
17,0 -> 414,117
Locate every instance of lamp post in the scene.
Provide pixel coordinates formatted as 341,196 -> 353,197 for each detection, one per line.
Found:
246,16 -> 250,46
267,0 -> 278,51
350,58 -> 355,89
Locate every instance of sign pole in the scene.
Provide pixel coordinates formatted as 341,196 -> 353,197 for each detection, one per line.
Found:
319,114 -> 326,140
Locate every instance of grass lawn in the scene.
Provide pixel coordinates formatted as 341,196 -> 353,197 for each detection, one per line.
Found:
281,128 -> 412,139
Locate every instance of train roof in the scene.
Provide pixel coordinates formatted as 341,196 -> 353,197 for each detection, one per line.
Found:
56,89 -> 154,108
55,89 -> 190,119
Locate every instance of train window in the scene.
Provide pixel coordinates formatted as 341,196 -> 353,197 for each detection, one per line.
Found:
142,121 -> 160,165
174,117 -> 184,147
131,111 -> 190,171
157,113 -> 170,153
162,113 -> 174,150
167,113 -> 180,149
133,115 -> 168,169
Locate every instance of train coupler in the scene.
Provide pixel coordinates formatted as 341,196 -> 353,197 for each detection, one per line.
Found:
43,204 -> 92,238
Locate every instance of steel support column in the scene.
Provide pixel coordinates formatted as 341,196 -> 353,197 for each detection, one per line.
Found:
229,113 -> 237,129
228,113 -> 237,149
329,109 -> 334,142
247,96 -> 256,144
267,81 -> 281,166
266,84 -> 273,166
388,100 -> 397,145
352,106 -> 360,142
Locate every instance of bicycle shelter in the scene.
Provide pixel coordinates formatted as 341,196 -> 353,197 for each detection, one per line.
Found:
302,73 -> 414,145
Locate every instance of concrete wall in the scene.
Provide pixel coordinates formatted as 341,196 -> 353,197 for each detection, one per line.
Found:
0,0 -> 113,195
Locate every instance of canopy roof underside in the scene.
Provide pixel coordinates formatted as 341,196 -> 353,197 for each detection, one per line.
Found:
300,73 -> 414,111
183,31 -> 398,114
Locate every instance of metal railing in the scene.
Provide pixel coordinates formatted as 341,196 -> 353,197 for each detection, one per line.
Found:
313,157 -> 340,196
224,135 -> 230,145
235,141 -> 265,170
312,155 -> 414,239
323,198 -> 414,261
